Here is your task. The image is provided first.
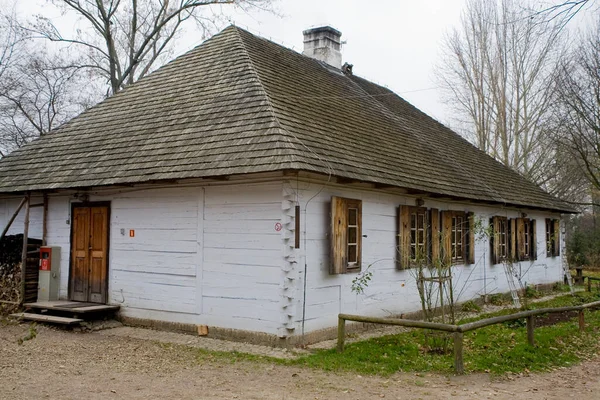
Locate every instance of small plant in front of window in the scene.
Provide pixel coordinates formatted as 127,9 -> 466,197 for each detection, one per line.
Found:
351,266 -> 373,295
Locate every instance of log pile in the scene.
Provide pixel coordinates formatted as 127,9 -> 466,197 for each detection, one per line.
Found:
0,234 -> 42,305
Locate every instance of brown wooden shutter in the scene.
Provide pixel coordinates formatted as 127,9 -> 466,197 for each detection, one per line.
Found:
516,218 -> 526,261
545,218 -> 552,257
330,197 -> 347,274
430,208 -> 440,265
509,218 -> 516,262
466,212 -> 475,264
441,211 -> 452,265
398,205 -> 410,270
491,217 -> 499,265
530,219 -> 537,260
554,219 -> 560,257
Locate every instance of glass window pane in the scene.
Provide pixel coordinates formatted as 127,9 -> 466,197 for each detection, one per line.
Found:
348,208 -> 357,226
411,214 -> 416,229
411,230 -> 416,244
348,227 -> 357,244
418,214 -> 424,229
348,245 -> 357,263
418,230 -> 424,244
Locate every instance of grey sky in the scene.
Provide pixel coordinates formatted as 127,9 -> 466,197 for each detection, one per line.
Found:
223,0 -> 467,122
7,1 -> 597,125
12,0 -> 469,123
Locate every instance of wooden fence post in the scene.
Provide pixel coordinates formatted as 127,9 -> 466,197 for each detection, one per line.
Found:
453,331 -> 464,374
526,315 -> 535,346
337,316 -> 345,352
578,310 -> 585,332
588,277 -> 591,292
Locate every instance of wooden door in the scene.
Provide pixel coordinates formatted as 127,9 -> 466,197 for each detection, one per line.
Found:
70,206 -> 109,303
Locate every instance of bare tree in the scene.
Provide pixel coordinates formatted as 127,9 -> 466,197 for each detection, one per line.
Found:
0,4 -> 96,156
531,0 -> 595,27
437,0 -> 569,193
31,0 -> 272,95
554,21 -> 600,201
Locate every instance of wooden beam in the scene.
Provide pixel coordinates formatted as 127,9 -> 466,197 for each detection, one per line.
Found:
20,193 -> 31,306
336,177 -> 359,184
338,313 -> 459,332
294,205 -> 300,249
0,197 -> 28,241
42,194 -> 48,246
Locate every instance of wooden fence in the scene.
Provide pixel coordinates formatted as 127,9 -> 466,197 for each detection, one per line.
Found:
337,300 -> 600,374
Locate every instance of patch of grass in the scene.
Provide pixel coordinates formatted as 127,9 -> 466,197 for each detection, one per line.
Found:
581,269 -> 600,279
553,282 -> 572,293
460,300 -> 481,313
525,285 -> 542,299
488,293 -> 509,306
17,323 -> 37,345
289,294 -> 600,376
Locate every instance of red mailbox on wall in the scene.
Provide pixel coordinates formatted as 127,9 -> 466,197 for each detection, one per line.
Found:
40,247 -> 52,271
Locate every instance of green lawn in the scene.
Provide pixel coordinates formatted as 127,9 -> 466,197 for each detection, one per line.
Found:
289,292 -> 600,376
183,292 -> 600,376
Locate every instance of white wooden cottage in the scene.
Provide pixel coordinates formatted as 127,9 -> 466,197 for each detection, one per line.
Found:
0,26 -> 572,343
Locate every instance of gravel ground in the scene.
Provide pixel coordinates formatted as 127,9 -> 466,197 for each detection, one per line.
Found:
2,321 -> 600,400
98,326 -> 307,359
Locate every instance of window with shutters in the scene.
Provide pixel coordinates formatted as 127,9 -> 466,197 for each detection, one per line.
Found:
516,217 -> 537,261
410,208 -> 427,261
330,197 -> 362,274
491,216 -> 509,263
451,213 -> 465,263
546,218 -> 560,257
523,219 -> 531,258
441,211 -> 475,265
398,206 -> 436,269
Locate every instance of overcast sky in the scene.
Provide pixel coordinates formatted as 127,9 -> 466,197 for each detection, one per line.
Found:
8,0 -> 597,125
223,0 -> 467,123
12,0 -> 468,124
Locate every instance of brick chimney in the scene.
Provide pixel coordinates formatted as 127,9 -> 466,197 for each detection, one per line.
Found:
302,26 -> 342,69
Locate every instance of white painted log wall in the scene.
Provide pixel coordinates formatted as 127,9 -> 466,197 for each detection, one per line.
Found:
9,183 -> 284,334
0,179 -> 565,337
287,180 -> 564,333
201,183 -> 283,334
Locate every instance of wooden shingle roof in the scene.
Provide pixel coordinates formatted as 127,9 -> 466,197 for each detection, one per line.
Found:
0,26 -> 573,212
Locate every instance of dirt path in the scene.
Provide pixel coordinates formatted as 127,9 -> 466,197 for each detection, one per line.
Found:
1,323 -> 598,400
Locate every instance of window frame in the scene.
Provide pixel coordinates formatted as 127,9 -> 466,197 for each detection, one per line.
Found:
546,218 -> 560,258
441,210 -> 475,265
491,216 -> 509,264
330,197 -> 362,274
516,217 -> 537,261
450,211 -> 466,264
398,206 -> 435,270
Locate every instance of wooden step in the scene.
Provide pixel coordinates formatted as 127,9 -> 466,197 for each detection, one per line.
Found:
24,301 -> 120,315
10,312 -> 83,325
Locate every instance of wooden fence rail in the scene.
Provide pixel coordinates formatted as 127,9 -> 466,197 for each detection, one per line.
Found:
337,300 -> 600,374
